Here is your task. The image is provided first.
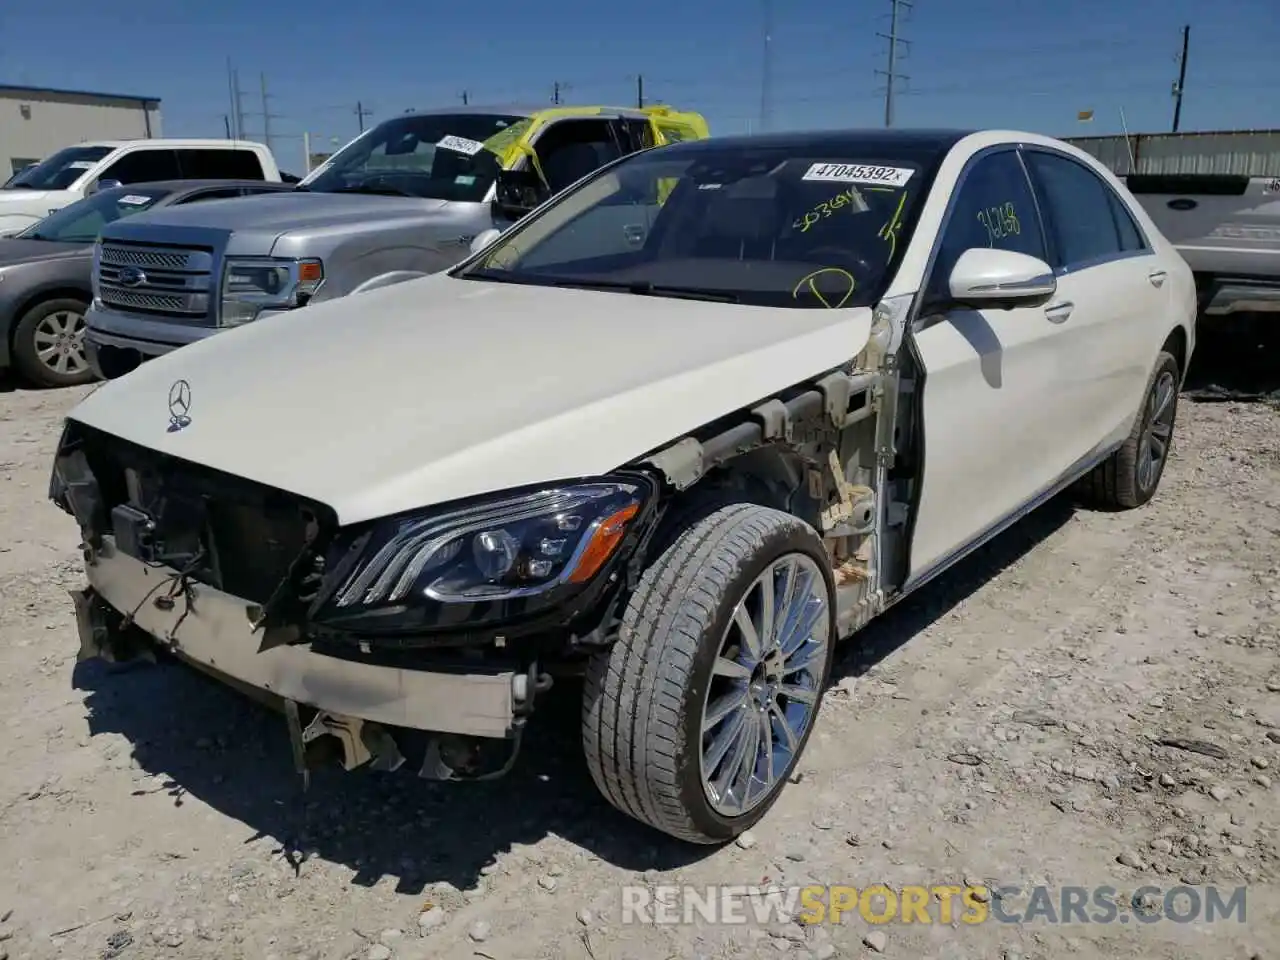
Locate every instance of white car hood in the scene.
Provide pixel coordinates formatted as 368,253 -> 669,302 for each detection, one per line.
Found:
68,273 -> 873,525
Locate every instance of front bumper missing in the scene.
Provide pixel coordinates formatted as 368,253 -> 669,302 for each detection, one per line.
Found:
76,539 -> 523,741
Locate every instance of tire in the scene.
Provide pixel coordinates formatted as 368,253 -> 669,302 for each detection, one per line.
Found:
11,297 -> 95,388
1077,350 -> 1180,509
582,503 -> 837,843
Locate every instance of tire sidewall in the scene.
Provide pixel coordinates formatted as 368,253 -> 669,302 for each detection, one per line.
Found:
13,297 -> 92,388
674,518 -> 837,842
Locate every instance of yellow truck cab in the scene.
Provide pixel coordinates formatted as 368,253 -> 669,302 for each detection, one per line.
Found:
483,103 -> 710,221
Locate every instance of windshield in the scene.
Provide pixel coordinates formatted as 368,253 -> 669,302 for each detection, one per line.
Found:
19,186 -> 171,243
4,145 -> 113,191
301,113 -> 529,202
457,145 -> 928,308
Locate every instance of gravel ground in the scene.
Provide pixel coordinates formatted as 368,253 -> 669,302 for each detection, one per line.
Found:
0,323 -> 1277,960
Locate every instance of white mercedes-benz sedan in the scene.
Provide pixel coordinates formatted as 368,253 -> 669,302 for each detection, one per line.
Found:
50,128 -> 1196,844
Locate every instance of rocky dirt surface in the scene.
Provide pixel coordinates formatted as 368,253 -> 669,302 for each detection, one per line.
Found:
0,325 -> 1277,960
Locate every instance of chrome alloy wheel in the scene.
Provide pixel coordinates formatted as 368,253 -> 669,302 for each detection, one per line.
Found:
32,309 -> 89,377
1138,369 -> 1177,492
699,553 -> 831,816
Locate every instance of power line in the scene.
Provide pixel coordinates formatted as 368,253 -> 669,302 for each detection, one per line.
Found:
875,0 -> 912,127
1171,24 -> 1190,133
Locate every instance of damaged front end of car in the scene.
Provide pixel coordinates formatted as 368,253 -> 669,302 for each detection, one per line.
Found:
50,420 -> 660,785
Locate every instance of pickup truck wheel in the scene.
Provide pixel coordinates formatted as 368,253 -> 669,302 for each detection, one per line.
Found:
1077,350 -> 1180,509
12,298 -> 94,388
582,504 -> 835,843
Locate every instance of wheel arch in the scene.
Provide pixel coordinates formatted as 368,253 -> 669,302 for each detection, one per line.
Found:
1161,324 -> 1190,382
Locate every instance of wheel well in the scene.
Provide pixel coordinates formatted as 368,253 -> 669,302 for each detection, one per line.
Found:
6,286 -> 91,353
1162,326 -> 1188,378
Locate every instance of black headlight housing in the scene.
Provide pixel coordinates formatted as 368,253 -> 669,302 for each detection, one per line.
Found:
309,473 -> 658,637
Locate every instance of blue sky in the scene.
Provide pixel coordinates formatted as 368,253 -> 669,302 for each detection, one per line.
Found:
3,0 -> 1277,173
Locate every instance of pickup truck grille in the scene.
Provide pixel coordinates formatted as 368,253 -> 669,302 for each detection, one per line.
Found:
97,242 -> 217,325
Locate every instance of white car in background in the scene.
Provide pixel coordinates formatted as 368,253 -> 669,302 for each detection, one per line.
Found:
51,128 -> 1195,844
0,139 -> 280,236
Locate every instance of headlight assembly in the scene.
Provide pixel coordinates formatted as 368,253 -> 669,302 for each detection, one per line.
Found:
220,257 -> 323,326
312,478 -> 652,634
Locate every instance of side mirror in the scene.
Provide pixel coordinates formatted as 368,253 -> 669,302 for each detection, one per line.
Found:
492,168 -> 547,222
947,248 -> 1056,309
89,178 -> 123,195
469,228 -> 503,256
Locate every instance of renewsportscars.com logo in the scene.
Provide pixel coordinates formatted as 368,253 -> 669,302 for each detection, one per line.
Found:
621,883 -> 1248,926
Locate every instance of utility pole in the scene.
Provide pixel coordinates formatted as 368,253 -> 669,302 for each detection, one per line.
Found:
875,0 -> 912,128
552,81 -> 569,105
459,90 -> 469,105
1171,24 -> 1190,133
223,115 -> 231,138
259,73 -> 272,152
636,74 -> 644,109
226,59 -> 247,140
355,101 -> 373,132
759,0 -> 773,133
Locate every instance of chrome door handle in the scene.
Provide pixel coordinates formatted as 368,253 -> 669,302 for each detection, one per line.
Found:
1148,269 -> 1168,287
1044,300 -> 1074,322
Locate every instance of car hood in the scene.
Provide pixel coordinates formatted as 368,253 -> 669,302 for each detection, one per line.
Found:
107,191 -> 451,236
66,273 -> 873,525
0,237 -> 89,266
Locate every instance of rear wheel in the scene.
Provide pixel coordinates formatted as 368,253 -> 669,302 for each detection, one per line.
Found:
582,503 -> 836,843
1077,350 -> 1180,509
12,298 -> 94,387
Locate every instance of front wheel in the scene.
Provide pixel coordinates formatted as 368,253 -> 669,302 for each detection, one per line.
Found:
1077,349 -> 1180,509
582,503 -> 836,843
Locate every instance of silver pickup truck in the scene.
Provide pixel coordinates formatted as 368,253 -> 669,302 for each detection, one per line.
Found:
84,103 -> 709,378
1126,173 -> 1280,318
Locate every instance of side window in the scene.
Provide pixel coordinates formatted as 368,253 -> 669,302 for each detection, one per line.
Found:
99,149 -> 181,185
1107,189 -> 1148,252
932,150 -> 1046,288
176,149 -> 266,180
176,187 -> 247,204
1023,151 -> 1124,268
533,120 -> 624,194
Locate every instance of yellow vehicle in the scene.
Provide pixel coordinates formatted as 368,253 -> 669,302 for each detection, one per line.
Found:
482,103 -> 710,219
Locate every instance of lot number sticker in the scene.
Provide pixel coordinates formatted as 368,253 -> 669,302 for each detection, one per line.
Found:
802,163 -> 914,187
118,195 -> 153,205
437,135 -> 486,156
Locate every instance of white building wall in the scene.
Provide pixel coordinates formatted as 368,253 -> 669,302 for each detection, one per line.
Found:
0,87 -> 163,176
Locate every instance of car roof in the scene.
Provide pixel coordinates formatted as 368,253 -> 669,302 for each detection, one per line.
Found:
398,103 -> 660,121
663,128 -> 975,161
70,140 -> 268,150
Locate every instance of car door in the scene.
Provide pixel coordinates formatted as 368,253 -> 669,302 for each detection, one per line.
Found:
907,147 -> 1069,584
1021,148 -> 1166,452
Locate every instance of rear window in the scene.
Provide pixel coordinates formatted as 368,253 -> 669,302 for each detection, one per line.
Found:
177,149 -> 266,180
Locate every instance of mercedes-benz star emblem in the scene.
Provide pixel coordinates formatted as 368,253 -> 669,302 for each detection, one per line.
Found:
167,379 -> 192,432
117,265 -> 147,288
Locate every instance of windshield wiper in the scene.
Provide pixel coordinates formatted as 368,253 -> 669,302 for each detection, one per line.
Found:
465,270 -> 739,302
546,278 -> 739,303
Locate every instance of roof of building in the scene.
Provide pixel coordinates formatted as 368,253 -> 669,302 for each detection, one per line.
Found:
0,82 -> 161,104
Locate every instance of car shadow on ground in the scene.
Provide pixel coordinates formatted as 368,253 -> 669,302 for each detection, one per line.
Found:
71,492 -> 1077,896
65,313 -> 1269,897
